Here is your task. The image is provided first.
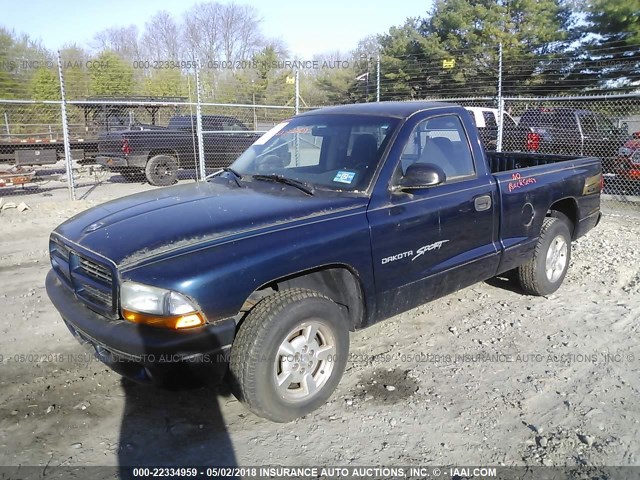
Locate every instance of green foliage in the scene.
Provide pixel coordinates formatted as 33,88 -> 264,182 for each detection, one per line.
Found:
2,1 -> 639,106
0,30 -> 19,99
315,65 -> 366,104
29,68 -> 60,100
60,45 -> 92,100
587,0 -> 640,45
143,69 -> 187,97
378,0 -> 579,98
573,0 -> 640,91
89,51 -> 135,96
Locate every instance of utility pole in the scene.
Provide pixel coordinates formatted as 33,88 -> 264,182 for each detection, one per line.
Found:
252,80 -> 257,131
365,60 -> 370,102
295,69 -> 300,115
57,50 -> 75,201
496,42 -> 504,153
195,60 -> 206,180
376,55 -> 381,102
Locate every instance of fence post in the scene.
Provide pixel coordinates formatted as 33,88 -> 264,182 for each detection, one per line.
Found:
56,50 -> 75,201
295,68 -> 300,115
496,42 -> 504,153
376,55 -> 381,102
3,112 -> 9,135
194,60 -> 206,181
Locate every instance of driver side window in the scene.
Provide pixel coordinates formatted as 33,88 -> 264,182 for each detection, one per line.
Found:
399,115 -> 475,182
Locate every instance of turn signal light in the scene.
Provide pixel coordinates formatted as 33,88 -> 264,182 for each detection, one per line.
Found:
122,309 -> 205,329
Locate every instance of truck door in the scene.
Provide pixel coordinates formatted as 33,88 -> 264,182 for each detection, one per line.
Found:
367,112 -> 500,320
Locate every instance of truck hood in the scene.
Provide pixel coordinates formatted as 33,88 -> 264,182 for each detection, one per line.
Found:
53,180 -> 367,267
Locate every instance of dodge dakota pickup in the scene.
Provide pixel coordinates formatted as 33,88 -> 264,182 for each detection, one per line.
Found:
46,102 -> 602,422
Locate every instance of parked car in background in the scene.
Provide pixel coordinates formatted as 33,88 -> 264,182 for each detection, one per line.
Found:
518,107 -> 630,173
47,101 -> 602,422
612,131 -> 640,193
96,115 -> 260,186
464,107 -> 527,152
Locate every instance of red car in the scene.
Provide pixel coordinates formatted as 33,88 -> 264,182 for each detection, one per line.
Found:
615,132 -> 640,184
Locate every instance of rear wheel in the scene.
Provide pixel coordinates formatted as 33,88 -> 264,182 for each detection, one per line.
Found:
229,288 -> 349,422
517,216 -> 571,296
145,155 -> 178,186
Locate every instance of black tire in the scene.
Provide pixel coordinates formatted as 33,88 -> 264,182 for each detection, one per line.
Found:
517,216 -> 572,296
229,288 -> 349,422
145,155 -> 178,186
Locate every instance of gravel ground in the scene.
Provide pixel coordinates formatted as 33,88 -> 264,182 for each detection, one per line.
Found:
0,176 -> 638,473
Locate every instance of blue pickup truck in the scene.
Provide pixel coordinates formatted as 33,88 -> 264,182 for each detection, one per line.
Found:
46,102 -> 602,422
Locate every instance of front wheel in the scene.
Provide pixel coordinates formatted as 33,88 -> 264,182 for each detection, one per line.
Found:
517,216 -> 572,296
229,288 -> 349,422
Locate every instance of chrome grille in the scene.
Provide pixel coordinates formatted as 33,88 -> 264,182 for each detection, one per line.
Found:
81,283 -> 113,305
78,255 -> 112,283
49,236 -> 71,285
49,236 -> 117,317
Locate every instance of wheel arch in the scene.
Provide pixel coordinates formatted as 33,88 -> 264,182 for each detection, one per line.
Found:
240,264 -> 366,331
148,149 -> 180,163
547,197 -> 579,239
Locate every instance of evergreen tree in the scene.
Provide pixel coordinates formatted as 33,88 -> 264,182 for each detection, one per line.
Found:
29,67 -> 60,100
578,0 -> 640,91
378,0 -> 579,98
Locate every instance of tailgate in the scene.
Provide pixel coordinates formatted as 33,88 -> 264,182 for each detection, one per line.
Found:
98,131 -> 126,155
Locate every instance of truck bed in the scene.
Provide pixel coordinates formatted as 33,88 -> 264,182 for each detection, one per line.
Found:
486,151 -> 590,173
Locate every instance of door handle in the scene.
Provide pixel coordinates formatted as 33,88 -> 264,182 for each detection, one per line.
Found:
474,195 -> 492,212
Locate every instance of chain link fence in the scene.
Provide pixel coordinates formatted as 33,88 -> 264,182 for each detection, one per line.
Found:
412,94 -> 640,206
1,51 -> 639,212
0,99 -> 294,198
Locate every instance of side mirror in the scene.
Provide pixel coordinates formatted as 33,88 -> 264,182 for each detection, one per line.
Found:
398,163 -> 446,190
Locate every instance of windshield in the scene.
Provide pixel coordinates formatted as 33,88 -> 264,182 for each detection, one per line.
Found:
230,114 -> 399,192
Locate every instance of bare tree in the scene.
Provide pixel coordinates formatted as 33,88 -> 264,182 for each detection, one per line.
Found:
182,2 -> 223,63
219,3 -> 264,63
181,2 -> 264,64
353,35 -> 381,60
141,11 -> 181,61
93,25 -> 140,60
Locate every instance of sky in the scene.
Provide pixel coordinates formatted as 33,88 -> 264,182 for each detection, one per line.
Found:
1,0 -> 431,58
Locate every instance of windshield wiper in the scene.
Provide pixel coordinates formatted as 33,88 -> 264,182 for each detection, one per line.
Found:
252,174 -> 314,196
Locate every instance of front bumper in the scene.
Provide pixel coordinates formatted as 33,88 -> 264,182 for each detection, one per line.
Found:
46,269 -> 235,382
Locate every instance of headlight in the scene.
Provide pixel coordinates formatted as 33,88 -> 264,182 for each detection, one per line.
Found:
631,150 -> 640,165
120,281 -> 205,329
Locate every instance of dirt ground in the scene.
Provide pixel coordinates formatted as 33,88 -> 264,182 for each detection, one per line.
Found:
0,175 -> 639,473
